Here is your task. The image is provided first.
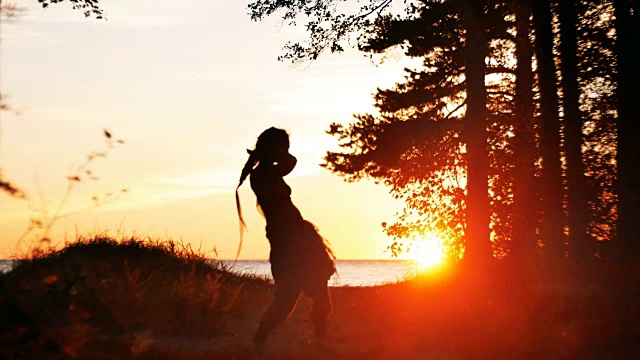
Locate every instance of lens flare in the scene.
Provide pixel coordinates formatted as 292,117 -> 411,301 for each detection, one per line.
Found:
407,232 -> 446,270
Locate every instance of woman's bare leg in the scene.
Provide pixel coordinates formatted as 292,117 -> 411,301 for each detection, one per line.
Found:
308,282 -> 332,339
253,283 -> 300,345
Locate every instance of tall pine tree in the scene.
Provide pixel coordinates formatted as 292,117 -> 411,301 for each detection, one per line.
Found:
614,0 -> 640,260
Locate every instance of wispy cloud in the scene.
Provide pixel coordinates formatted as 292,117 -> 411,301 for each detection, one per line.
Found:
95,170 -> 237,212
104,15 -> 182,29
24,13 -> 182,28
9,0 -> 182,28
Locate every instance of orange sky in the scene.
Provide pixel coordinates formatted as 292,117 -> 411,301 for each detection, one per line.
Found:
0,0 -> 412,260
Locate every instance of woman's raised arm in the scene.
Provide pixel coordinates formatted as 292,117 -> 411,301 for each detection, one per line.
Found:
273,152 -> 297,177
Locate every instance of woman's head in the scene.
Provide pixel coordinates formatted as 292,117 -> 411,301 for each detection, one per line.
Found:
255,127 -> 290,156
238,127 -> 290,187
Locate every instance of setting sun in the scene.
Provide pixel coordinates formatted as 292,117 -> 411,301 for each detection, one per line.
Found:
405,233 -> 447,270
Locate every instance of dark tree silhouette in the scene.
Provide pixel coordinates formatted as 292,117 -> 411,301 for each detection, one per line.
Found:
249,0 -> 395,62
511,0 -> 538,262
577,1 -> 617,254
322,1 -> 470,258
321,0 -> 510,262
500,0 -> 619,261
613,0 -> 640,260
459,0 -> 491,265
558,0 -> 590,262
531,0 -> 565,260
36,0 -> 105,19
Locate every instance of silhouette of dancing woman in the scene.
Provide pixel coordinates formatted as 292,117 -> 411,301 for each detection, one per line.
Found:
236,127 -> 336,345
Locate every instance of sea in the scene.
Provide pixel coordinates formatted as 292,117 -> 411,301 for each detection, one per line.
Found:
0,259 -> 420,287
222,260 -> 420,287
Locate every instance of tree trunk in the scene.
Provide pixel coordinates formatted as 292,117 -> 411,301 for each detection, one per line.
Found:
532,0 -> 566,260
461,0 -> 492,265
511,0 -> 538,262
557,0 -> 590,262
614,0 -> 640,261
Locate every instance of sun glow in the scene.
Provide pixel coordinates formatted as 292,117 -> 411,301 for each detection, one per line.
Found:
406,232 -> 447,270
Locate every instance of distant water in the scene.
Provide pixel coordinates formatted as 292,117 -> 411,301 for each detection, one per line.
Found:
0,259 -> 419,287
222,260 -> 419,287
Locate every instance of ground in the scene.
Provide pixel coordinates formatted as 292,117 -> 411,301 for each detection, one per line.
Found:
1,238 -> 638,359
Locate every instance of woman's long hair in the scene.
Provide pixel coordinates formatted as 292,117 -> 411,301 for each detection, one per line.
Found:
235,127 -> 289,260
235,150 -> 257,261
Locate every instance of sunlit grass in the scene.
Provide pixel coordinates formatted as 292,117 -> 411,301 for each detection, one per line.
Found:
0,235 -> 271,358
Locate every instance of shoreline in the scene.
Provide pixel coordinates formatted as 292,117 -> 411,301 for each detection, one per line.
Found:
1,258 -> 422,287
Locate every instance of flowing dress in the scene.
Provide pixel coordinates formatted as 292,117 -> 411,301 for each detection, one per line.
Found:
249,161 -> 336,287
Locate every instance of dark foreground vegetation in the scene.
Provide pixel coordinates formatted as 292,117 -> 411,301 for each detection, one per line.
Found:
1,237 -> 638,359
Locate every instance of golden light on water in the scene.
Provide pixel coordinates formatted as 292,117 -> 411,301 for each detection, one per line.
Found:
406,232 -> 447,270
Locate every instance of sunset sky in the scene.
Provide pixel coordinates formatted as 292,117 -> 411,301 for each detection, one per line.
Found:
0,0 -> 412,260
